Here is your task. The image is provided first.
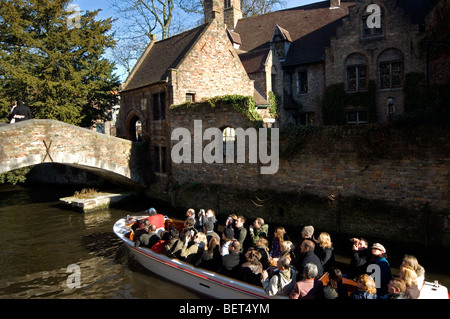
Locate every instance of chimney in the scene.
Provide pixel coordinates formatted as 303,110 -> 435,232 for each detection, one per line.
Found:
224,0 -> 242,29
204,0 -> 223,24
330,0 -> 341,9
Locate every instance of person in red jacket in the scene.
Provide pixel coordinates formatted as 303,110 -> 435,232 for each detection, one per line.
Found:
146,207 -> 165,232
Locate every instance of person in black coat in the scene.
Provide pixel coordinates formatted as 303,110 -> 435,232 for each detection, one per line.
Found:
9,99 -> 32,123
346,238 -> 371,280
297,239 -> 323,281
220,241 -> 244,279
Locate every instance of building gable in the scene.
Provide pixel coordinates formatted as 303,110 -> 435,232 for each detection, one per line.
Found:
121,23 -> 209,93
172,19 -> 254,105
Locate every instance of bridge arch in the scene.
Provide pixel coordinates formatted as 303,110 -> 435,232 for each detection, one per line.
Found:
0,120 -> 148,188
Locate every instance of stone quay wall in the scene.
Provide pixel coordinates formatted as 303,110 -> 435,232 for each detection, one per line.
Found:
165,102 -> 450,246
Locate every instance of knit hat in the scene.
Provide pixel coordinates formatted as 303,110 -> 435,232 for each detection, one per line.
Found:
204,220 -> 214,232
371,243 -> 386,254
302,225 -> 314,238
223,227 -> 235,240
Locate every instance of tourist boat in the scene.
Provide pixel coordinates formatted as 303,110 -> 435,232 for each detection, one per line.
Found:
113,216 -> 287,299
114,216 -> 449,299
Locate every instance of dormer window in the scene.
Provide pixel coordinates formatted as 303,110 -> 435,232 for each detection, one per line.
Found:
274,42 -> 285,60
271,25 -> 291,61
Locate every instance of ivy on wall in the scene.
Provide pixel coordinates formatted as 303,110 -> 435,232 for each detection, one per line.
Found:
170,95 -> 264,128
394,72 -> 450,125
268,91 -> 280,119
322,80 -> 377,125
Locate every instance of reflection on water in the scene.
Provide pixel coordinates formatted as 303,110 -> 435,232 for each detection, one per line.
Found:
0,184 -> 448,299
0,185 -> 201,299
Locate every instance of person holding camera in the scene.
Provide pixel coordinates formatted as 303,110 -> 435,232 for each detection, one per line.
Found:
180,232 -> 207,266
346,237 -> 371,280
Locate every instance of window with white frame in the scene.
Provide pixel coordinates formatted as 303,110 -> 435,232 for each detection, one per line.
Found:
347,107 -> 368,125
222,127 -> 236,158
345,53 -> 368,92
347,65 -> 367,92
186,92 -> 195,103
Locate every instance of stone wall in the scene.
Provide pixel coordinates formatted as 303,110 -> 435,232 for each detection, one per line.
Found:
0,119 -> 147,187
164,101 -> 450,246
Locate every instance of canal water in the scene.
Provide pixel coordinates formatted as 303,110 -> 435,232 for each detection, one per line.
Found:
0,184 -> 448,299
0,184 -> 202,299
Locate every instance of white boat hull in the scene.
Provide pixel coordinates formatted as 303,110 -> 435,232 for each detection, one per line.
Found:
113,218 -> 286,299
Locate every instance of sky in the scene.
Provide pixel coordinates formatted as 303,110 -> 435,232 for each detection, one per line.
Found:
72,0 -> 318,16
70,0 -> 319,81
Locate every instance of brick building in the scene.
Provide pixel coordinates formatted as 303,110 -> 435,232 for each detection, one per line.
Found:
118,0 -> 441,135
231,0 -> 440,126
117,17 -> 254,186
116,0 -> 443,187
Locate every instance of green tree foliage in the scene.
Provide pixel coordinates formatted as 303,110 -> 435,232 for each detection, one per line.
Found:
0,167 -> 31,185
0,0 -> 119,126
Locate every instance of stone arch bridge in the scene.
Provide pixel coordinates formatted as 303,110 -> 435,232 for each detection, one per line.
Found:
0,120 -> 150,188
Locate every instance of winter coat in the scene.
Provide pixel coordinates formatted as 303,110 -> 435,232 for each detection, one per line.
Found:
261,266 -> 297,296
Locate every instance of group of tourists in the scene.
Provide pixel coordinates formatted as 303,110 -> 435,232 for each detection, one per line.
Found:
129,208 -> 426,299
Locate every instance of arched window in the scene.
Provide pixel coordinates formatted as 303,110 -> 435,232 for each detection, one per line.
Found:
345,53 -> 368,92
378,49 -> 403,89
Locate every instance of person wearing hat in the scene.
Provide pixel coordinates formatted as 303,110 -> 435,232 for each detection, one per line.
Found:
294,225 -> 315,268
220,227 -> 235,256
203,220 -> 220,244
301,226 -> 315,241
368,242 -> 392,296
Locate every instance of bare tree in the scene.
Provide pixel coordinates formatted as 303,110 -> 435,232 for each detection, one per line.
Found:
177,0 -> 286,19
109,0 -> 176,40
242,0 -> 286,17
109,0 -> 286,81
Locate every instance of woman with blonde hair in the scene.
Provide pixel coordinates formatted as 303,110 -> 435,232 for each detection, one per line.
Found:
401,255 -> 425,288
256,237 -> 271,269
350,274 -> 377,299
399,265 -> 420,299
315,232 -> 335,272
